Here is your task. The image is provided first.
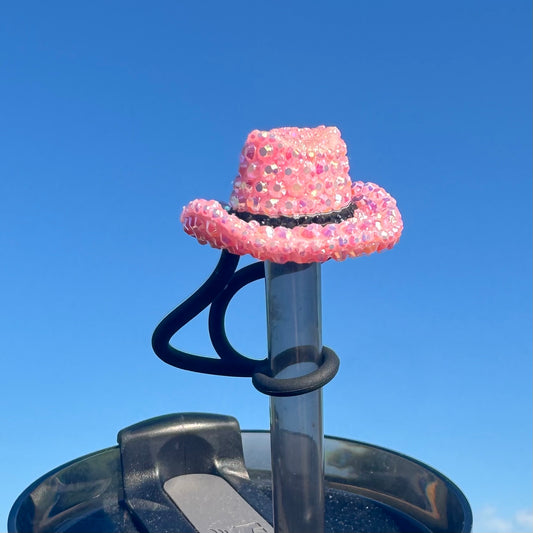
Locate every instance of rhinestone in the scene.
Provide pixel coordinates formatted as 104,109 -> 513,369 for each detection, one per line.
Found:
259,144 -> 273,157
246,196 -> 260,210
245,145 -> 255,159
274,226 -> 288,239
271,181 -> 286,198
287,180 -> 303,196
264,199 -> 279,209
246,163 -> 260,177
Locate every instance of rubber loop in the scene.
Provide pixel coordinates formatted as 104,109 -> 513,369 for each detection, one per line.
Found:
252,346 -> 339,397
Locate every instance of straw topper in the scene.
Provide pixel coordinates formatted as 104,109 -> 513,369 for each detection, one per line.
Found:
181,126 -> 403,263
153,126 -> 404,395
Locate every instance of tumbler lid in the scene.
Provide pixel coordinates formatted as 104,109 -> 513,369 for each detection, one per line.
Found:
8,413 -> 472,533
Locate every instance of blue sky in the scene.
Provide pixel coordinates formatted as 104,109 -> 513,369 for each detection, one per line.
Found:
1,1 -> 531,531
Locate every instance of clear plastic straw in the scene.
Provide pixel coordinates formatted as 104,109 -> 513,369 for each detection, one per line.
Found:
264,261 -> 324,533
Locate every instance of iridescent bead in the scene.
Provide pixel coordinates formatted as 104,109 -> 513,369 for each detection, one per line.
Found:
366,199 -> 377,212
259,144 -> 273,157
264,199 -> 279,209
246,162 -> 260,178
244,144 -> 255,159
322,224 -> 336,237
270,181 -> 286,198
273,226 -> 288,240
287,180 -> 304,197
301,224 -> 321,239
245,196 -> 260,211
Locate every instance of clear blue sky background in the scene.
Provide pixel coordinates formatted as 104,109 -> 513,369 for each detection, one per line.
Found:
1,2 -> 531,531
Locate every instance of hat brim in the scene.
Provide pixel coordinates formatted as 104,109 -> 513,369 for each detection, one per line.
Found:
181,181 -> 403,264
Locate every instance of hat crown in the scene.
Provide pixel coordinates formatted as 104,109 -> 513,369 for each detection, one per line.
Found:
229,126 -> 352,217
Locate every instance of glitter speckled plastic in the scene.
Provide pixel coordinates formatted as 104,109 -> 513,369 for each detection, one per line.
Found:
181,126 -> 403,264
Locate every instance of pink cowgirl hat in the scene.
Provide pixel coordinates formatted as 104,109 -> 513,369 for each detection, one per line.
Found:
181,126 -> 403,264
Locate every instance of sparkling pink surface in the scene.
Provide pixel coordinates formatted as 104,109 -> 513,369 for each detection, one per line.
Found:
230,126 -> 351,217
181,126 -> 403,264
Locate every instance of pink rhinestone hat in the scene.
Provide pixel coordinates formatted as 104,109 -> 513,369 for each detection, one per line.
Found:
181,126 -> 403,264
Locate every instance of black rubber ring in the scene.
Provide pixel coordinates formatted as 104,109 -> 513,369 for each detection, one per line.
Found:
252,346 -> 339,397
